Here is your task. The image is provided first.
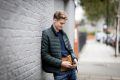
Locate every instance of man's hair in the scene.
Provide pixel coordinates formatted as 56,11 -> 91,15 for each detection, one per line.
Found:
53,11 -> 67,20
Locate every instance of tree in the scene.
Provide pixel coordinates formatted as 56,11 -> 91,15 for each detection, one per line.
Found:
80,0 -> 119,26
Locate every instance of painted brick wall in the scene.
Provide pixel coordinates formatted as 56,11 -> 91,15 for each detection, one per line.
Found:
64,0 -> 75,48
0,0 -> 75,80
0,0 -> 54,80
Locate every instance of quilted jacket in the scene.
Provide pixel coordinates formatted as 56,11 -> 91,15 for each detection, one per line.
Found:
41,25 -> 77,73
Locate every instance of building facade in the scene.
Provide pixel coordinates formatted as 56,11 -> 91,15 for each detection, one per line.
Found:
0,0 -> 75,80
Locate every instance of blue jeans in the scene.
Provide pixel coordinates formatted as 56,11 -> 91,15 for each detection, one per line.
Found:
53,69 -> 77,80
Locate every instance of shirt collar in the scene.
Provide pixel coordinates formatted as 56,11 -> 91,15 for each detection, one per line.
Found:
51,25 -> 65,36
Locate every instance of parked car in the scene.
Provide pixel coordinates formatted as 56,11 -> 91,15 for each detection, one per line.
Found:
95,31 -> 120,51
106,33 -> 120,51
95,32 -> 107,43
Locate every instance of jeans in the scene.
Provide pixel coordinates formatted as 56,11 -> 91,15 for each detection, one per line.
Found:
53,69 -> 77,80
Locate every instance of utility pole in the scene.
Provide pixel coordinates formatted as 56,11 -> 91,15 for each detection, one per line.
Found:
116,0 -> 120,57
115,15 -> 119,57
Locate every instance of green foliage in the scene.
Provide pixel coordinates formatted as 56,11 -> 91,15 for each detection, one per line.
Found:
87,31 -> 96,35
80,0 -> 119,26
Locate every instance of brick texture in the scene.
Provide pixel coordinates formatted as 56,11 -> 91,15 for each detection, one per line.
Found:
0,0 -> 54,80
0,0 -> 75,80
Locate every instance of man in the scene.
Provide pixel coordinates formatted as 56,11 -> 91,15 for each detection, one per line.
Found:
41,11 -> 78,80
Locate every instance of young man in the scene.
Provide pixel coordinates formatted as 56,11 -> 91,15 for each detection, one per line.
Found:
41,11 -> 77,80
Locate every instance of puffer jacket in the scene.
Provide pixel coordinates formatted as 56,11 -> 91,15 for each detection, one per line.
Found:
41,25 -> 77,73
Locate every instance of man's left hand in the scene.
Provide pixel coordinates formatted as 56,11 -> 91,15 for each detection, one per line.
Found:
73,59 -> 78,65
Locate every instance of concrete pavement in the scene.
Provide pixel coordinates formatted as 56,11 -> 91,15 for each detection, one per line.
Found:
77,40 -> 120,80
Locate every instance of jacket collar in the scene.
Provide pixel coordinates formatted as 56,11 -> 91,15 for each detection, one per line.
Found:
51,25 -> 65,36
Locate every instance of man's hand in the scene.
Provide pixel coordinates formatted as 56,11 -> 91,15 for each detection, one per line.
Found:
61,59 -> 78,69
73,59 -> 78,65
61,61 -> 73,68
70,59 -> 78,69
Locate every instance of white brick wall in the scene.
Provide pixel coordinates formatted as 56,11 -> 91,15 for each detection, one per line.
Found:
0,0 -> 75,80
0,0 -> 54,80
64,0 -> 75,48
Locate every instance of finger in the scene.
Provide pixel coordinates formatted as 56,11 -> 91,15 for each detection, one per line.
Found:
70,65 -> 77,69
65,61 -> 71,64
74,59 -> 77,63
68,64 -> 73,68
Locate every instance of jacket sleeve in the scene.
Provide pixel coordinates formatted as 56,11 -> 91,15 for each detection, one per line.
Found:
68,43 -> 77,60
66,34 -> 77,60
41,31 -> 62,68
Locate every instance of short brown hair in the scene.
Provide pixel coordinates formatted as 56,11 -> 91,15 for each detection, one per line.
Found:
53,11 -> 67,20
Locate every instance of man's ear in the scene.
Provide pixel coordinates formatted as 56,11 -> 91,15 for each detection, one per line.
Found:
53,19 -> 57,23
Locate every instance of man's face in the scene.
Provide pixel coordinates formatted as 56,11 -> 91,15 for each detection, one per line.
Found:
54,19 -> 66,31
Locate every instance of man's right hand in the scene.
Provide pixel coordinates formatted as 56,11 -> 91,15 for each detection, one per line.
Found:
61,61 -> 73,68
61,61 -> 77,69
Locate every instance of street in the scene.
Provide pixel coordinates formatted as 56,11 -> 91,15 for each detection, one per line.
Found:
77,40 -> 120,80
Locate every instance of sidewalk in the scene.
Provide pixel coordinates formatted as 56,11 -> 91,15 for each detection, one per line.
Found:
77,39 -> 120,80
